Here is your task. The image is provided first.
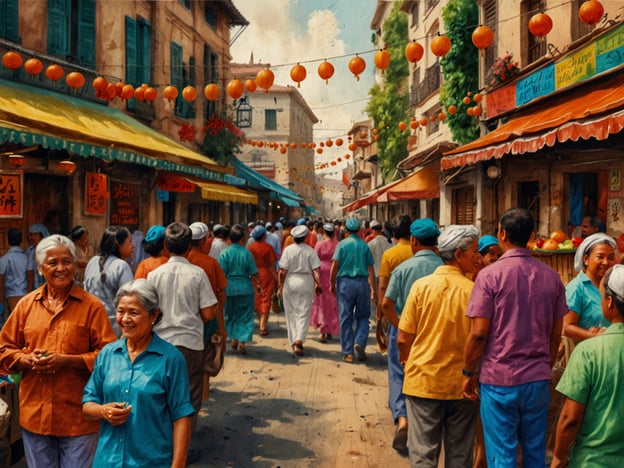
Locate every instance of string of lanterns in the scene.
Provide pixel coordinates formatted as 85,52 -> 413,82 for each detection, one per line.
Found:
1,0 -> 605,103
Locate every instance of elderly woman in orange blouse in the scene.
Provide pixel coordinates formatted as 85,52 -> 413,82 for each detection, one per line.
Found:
0,235 -> 116,468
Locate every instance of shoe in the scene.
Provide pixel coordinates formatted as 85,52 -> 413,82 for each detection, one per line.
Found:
343,354 -> 354,363
231,339 -> 238,350
239,343 -> 247,355
259,329 -> 269,336
319,333 -> 327,343
392,428 -> 408,455
354,344 -> 367,362
293,344 -> 304,356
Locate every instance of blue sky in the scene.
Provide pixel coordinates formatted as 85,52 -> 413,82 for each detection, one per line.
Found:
231,0 -> 379,175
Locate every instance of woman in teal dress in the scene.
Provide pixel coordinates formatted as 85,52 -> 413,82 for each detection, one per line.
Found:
218,224 -> 260,355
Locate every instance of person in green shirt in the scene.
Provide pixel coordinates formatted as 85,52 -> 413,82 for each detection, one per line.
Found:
552,264 -> 624,467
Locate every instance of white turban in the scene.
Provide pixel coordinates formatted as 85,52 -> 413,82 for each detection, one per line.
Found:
605,264 -> 624,298
573,233 -> 616,273
438,225 -> 480,253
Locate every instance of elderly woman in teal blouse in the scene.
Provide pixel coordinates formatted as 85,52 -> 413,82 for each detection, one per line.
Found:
564,233 -> 617,342
82,279 -> 195,468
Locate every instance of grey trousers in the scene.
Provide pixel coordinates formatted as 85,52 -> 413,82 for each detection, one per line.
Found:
406,395 -> 478,468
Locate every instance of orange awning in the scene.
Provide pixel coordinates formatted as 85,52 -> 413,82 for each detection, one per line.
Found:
441,72 -> 624,170
342,164 -> 439,212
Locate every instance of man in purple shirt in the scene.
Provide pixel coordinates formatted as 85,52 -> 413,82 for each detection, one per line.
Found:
463,208 -> 567,467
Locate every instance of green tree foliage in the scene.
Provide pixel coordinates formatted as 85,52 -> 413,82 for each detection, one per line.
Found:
365,3 -> 410,180
440,0 -> 480,144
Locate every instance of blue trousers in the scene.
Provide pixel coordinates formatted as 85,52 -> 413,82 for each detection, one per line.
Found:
387,324 -> 406,421
480,380 -> 550,468
336,277 -> 370,356
22,428 -> 98,468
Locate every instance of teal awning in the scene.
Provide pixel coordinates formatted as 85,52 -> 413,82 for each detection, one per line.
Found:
231,158 -> 304,204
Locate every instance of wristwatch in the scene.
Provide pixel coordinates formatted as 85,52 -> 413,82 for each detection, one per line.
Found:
462,368 -> 476,377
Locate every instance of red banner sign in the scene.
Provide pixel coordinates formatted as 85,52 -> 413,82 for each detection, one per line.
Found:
85,172 -> 108,215
157,174 -> 196,193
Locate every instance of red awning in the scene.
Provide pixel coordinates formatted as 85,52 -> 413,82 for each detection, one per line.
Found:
342,164 -> 439,212
441,72 -> 624,170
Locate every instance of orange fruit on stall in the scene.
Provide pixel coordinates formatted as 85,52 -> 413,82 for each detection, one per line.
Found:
549,229 -> 567,244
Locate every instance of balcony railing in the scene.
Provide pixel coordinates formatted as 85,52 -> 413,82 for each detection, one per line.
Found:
409,62 -> 440,107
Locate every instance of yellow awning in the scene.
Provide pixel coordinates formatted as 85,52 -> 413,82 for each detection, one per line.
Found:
0,79 -> 230,180
194,180 -> 258,204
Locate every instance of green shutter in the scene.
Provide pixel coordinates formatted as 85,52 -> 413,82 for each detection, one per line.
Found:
125,16 -> 138,85
77,0 -> 95,67
139,19 -> 151,85
171,42 -> 183,115
1,0 -> 20,42
47,0 -> 70,56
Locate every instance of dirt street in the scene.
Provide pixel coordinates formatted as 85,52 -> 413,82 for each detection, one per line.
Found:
191,312 -> 410,468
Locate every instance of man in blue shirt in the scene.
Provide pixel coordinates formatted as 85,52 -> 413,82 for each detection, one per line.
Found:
330,217 -> 375,363
0,228 -> 29,324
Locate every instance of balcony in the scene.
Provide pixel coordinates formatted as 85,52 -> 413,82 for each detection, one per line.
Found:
409,62 -> 440,107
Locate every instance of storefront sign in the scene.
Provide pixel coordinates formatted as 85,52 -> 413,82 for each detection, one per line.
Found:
555,44 -> 596,89
110,180 -> 140,231
596,26 -> 624,73
516,64 -> 555,107
486,83 -> 517,118
157,174 -> 196,192
0,171 -> 22,218
85,172 -> 108,215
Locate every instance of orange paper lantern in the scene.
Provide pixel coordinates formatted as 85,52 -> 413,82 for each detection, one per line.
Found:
182,85 -> 197,102
528,13 -> 553,37
448,105 -> 457,115
431,34 -> 452,57
335,138 -> 343,146
290,64 -> 307,88
92,76 -> 108,92
348,55 -> 366,81
317,60 -> 335,84
374,49 -> 390,74
65,71 -> 86,89
45,64 -> 64,81
2,51 -> 23,70
578,0 -> 604,25
405,40 -> 424,63
163,85 -> 179,102
120,84 -> 135,100
245,79 -> 257,93
203,83 -> 220,100
256,69 -> 275,93
471,25 -> 494,50
227,79 -> 245,100
134,86 -> 145,101
398,121 -> 407,131
144,86 -> 158,101
24,58 -> 43,76
419,117 -> 428,126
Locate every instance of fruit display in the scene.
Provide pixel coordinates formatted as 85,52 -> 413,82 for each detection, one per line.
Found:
531,230 -> 580,252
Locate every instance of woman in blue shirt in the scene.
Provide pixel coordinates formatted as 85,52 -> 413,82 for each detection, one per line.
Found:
83,279 -> 195,468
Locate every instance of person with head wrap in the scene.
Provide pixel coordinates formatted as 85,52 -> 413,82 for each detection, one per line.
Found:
248,226 -> 278,336
564,233 -> 617,342
552,264 -> 624,467
397,224 -> 481,465
380,218 -> 442,454
463,208 -> 568,467
330,217 -> 376,363
278,225 -> 321,356
311,222 -> 340,343
377,215 -> 413,326
134,225 -> 168,280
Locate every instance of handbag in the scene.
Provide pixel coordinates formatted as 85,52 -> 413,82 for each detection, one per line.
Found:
203,334 -> 225,377
271,293 -> 281,313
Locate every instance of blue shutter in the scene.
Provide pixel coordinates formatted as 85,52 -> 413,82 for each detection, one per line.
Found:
171,42 -> 183,116
125,16 -> 138,85
77,0 -> 95,67
0,0 -> 20,42
47,0 -> 70,56
139,19 -> 151,85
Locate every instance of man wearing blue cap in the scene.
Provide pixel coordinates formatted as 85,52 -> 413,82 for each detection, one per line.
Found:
330,217 -> 376,363
380,218 -> 443,454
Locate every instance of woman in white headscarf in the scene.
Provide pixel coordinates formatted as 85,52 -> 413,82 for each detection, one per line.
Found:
564,233 -> 617,342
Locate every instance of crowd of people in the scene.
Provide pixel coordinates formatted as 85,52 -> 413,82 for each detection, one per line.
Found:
0,208 -> 622,466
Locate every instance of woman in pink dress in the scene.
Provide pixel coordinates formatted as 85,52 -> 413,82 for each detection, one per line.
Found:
311,222 -> 340,342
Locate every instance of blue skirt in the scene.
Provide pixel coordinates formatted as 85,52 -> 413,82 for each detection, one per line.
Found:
224,294 -> 255,342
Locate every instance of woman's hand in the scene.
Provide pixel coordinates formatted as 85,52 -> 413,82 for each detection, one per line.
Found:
315,285 -> 323,296
101,402 -> 132,426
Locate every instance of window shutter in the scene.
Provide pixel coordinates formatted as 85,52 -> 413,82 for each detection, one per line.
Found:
47,0 -> 70,56
125,16 -> 138,85
452,186 -> 475,225
483,0 -> 497,78
1,0 -> 20,42
76,0 -> 95,66
139,19 -> 151,85
171,42 -> 184,116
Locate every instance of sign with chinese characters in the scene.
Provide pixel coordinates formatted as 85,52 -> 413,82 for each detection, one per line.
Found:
110,180 -> 140,231
609,169 -> 621,192
85,172 -> 108,215
0,171 -> 22,218
157,174 -> 196,192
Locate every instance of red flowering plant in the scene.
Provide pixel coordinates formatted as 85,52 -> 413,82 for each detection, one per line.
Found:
178,123 -> 197,142
198,113 -> 245,165
489,53 -> 520,86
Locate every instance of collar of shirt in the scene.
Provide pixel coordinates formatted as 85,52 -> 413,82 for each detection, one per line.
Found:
34,281 -> 89,304
499,247 -> 532,259
111,333 -> 167,358
604,322 -> 624,335
414,250 -> 438,259
167,255 -> 191,265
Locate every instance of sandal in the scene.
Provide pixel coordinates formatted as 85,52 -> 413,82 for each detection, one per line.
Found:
259,329 -> 269,336
239,343 -> 247,355
319,333 -> 327,343
231,339 -> 238,350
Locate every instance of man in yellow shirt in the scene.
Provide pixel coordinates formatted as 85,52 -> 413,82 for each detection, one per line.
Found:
377,215 -> 412,316
397,225 -> 482,466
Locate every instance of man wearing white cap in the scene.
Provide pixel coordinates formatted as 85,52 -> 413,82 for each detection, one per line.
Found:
330,217 -> 376,363
398,224 -> 482,466
463,208 -> 567,467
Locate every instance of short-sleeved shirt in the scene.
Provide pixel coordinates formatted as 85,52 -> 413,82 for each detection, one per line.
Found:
209,238 -> 228,259
378,239 -> 413,278
368,234 -> 391,277
399,265 -> 474,399
148,256 -> 217,351
279,243 -> 321,274
84,255 -> 134,319
332,235 -> 374,278
466,248 -> 568,386
26,246 -> 45,289
385,250 -> 443,316
556,323 -> 624,467
134,255 -> 168,280
83,333 -> 195,468
565,271 -> 609,329
0,246 -> 28,297
218,244 -> 258,296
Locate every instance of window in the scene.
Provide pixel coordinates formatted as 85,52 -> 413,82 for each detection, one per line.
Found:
205,4 -> 216,29
203,44 -> 219,119
125,16 -> 151,87
265,110 -> 277,131
171,42 -> 195,119
483,0 -> 497,84
518,181 -> 541,228
409,2 -> 418,26
0,0 -> 19,42
571,0 -> 592,41
452,186 -> 475,224
522,0 -> 546,64
47,0 -> 95,67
